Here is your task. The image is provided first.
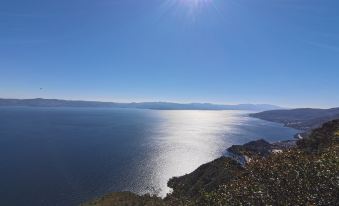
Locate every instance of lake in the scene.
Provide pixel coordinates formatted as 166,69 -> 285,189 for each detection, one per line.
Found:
0,107 -> 299,205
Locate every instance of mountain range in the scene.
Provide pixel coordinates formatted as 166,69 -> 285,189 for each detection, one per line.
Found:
0,98 -> 282,111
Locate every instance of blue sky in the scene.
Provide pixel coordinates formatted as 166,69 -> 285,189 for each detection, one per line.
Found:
0,0 -> 338,108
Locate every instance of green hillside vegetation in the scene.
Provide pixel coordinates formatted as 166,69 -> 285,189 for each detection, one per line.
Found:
200,119 -> 339,206
203,145 -> 339,205
166,157 -> 244,201
83,120 -> 339,206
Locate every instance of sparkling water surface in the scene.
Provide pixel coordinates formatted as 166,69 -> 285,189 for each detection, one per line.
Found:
0,107 -> 299,205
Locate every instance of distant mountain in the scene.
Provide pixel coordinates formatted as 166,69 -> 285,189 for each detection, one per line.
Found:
0,98 -> 282,111
250,107 -> 339,131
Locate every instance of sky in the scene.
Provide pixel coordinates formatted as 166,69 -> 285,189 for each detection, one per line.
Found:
0,0 -> 339,108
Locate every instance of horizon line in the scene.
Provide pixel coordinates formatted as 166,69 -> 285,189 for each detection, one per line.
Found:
1,97 -> 337,110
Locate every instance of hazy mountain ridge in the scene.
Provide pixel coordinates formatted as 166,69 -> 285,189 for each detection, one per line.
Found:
250,107 -> 339,131
0,98 -> 282,111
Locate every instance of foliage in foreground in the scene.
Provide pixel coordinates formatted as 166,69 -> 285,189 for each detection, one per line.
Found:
203,147 -> 339,205
201,120 -> 339,206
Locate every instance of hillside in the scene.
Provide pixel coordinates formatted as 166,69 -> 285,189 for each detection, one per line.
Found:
250,108 -> 339,131
166,157 -> 244,200
83,119 -> 339,206
201,120 -> 339,205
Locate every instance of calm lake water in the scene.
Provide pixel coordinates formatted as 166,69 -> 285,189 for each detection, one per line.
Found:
0,107 -> 299,206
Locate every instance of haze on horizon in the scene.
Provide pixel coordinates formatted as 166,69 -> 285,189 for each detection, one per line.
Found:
1,0 -> 339,108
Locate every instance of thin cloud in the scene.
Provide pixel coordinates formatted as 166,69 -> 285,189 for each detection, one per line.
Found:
305,40 -> 339,52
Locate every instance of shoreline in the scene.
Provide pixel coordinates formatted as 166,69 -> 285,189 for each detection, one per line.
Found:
83,126 -> 300,205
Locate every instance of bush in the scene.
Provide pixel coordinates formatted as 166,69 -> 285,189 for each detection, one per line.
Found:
204,146 -> 339,206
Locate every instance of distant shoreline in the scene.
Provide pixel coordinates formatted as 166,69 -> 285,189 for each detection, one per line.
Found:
0,98 -> 283,111
249,108 -> 339,131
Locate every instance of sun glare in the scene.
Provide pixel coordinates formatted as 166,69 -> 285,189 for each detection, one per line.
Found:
162,0 -> 214,19
179,0 -> 213,9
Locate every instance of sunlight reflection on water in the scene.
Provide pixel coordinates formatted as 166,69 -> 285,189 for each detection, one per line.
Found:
128,110 -> 285,197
